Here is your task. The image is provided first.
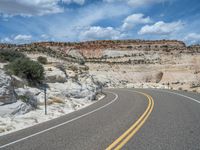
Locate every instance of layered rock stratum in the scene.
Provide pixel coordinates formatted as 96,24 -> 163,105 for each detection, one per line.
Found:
0,40 -> 200,92
0,39 -> 200,134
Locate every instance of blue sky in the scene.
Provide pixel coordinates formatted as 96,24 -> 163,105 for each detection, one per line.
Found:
0,0 -> 200,45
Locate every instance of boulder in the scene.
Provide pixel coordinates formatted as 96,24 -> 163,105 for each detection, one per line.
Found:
11,75 -> 27,88
47,74 -> 99,101
15,87 -> 42,107
45,66 -> 67,83
68,49 -> 85,62
0,101 -> 31,117
0,69 -> 16,105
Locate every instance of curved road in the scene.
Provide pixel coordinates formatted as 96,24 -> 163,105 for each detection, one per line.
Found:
0,89 -> 200,150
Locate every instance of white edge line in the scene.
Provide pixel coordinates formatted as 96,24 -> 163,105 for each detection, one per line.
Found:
151,89 -> 200,104
0,91 -> 118,149
164,90 -> 200,104
0,92 -> 107,137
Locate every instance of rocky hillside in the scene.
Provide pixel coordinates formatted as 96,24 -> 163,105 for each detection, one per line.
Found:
2,39 -> 199,135
0,40 -> 200,92
0,40 -> 188,59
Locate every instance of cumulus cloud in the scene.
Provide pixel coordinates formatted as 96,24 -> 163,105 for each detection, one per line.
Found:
14,34 -> 32,41
0,37 -> 12,43
1,34 -> 32,43
62,0 -> 85,5
104,0 -> 167,7
138,21 -> 183,35
79,26 -> 125,40
122,13 -> 151,30
0,0 -> 85,17
184,33 -> 200,44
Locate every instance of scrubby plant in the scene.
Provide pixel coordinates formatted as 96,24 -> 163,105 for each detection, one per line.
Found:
18,95 -> 29,103
69,65 -> 78,72
178,87 -> 182,91
6,58 -> 44,86
0,49 -> 26,62
155,72 -> 164,83
37,56 -> 48,64
78,59 -> 85,65
192,89 -> 197,93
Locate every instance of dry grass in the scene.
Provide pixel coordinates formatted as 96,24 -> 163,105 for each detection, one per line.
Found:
48,97 -> 65,104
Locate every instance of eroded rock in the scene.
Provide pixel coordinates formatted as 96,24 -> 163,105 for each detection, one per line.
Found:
0,69 -> 16,105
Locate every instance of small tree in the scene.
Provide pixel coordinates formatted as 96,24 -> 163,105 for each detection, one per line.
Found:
37,56 -> 48,64
6,58 -> 45,86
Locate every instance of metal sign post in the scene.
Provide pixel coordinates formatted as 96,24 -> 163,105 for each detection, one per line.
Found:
44,85 -> 47,115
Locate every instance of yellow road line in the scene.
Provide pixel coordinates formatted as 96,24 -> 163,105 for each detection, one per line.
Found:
106,92 -> 154,150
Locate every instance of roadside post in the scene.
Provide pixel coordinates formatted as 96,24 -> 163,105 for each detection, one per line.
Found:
44,85 -> 47,115
42,83 -> 48,115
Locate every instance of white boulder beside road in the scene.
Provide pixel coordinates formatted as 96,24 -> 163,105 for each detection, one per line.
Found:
0,69 -> 16,105
0,64 -> 104,135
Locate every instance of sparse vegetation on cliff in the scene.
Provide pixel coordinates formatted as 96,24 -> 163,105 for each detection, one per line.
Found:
37,56 -> 48,64
0,49 -> 26,62
6,58 -> 44,86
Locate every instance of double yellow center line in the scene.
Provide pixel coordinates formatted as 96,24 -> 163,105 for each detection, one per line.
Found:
106,91 -> 154,150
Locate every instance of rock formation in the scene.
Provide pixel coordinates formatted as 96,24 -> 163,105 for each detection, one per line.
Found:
0,69 -> 16,105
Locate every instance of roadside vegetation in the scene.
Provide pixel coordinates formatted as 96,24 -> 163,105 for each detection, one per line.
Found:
2,49 -> 45,86
0,49 -> 26,62
37,56 -> 48,64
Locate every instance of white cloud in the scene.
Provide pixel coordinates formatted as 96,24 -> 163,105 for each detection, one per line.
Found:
41,34 -> 50,39
1,37 -> 12,43
1,34 -> 32,43
47,3 -> 131,41
79,26 -> 125,40
184,33 -> 200,44
104,0 -> 167,7
138,21 -> 183,35
0,0 -> 63,16
0,0 -> 85,17
14,34 -> 32,41
62,0 -> 85,5
122,13 -> 151,30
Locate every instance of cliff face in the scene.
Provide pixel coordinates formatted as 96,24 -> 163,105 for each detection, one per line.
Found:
0,40 -> 188,59
0,40 -> 199,65
0,39 -> 200,92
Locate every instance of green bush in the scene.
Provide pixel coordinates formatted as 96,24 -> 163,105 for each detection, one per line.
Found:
6,58 -> 44,85
0,50 -> 26,62
78,59 -> 85,65
37,56 -> 48,64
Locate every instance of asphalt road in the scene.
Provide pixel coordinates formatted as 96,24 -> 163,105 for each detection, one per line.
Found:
0,88 -> 200,150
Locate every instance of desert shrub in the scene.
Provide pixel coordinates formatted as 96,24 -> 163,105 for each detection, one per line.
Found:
79,59 -> 85,65
81,65 -> 89,71
192,89 -> 197,93
178,87 -> 182,91
48,68 -> 52,71
155,72 -> 164,83
18,95 -> 29,103
0,50 -> 26,62
37,56 -> 48,64
127,46 -> 132,49
6,58 -> 44,85
69,65 -> 78,72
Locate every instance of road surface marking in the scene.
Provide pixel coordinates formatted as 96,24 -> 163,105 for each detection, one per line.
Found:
106,91 -> 154,150
164,90 -> 200,104
0,91 -> 118,149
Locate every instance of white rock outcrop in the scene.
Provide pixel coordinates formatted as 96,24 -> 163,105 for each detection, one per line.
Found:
0,101 -> 31,117
45,66 -> 67,83
0,69 -> 16,105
